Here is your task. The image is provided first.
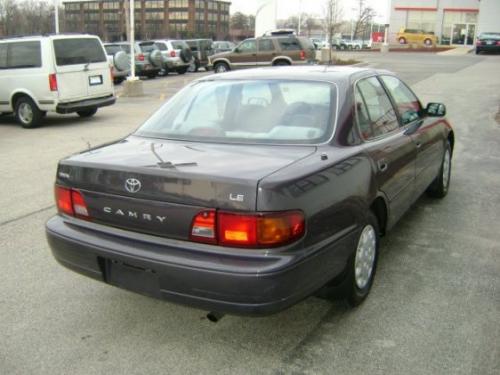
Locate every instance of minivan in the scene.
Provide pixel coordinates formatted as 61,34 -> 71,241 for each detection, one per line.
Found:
0,34 -> 115,128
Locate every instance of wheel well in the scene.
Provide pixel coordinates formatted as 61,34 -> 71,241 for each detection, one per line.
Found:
214,60 -> 229,67
11,92 -> 34,109
273,59 -> 291,66
370,197 -> 387,236
447,131 -> 455,156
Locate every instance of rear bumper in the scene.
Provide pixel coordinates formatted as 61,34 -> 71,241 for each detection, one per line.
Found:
476,45 -> 500,53
46,215 -> 356,316
56,95 -> 116,114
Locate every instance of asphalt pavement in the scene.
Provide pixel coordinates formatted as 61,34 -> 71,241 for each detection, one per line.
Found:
1,52 -> 499,375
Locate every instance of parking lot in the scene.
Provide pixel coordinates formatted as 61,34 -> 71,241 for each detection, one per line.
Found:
1,52 -> 499,375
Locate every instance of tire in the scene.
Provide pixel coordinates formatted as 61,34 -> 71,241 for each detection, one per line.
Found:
427,142 -> 452,198
15,96 -> 43,128
424,38 -> 433,46
399,37 -> 407,44
475,49 -> 481,55
149,50 -> 163,69
176,67 -> 188,75
319,212 -> 379,307
214,62 -> 230,73
273,60 -> 290,66
114,77 -> 125,84
77,108 -> 98,118
180,48 -> 193,63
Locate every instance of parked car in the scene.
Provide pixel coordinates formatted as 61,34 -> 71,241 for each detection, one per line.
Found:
212,41 -> 235,54
0,34 -> 115,128
208,35 -> 317,73
154,40 -> 193,75
103,43 -> 130,84
397,28 -> 437,46
115,41 -> 162,79
46,66 -> 454,316
185,39 -> 213,72
475,32 -> 500,54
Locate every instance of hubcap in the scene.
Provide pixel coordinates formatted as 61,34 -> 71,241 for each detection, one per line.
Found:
442,149 -> 451,188
216,65 -> 227,73
18,103 -> 33,124
354,225 -> 377,289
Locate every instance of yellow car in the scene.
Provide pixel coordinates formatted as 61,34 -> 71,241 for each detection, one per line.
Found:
397,28 -> 438,46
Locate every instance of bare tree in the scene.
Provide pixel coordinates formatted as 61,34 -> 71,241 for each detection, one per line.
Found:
323,0 -> 343,63
352,0 -> 376,41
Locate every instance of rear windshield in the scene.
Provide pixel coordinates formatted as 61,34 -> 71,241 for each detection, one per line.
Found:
136,80 -> 336,145
53,38 -> 106,66
155,42 -> 167,51
104,45 -> 123,55
139,42 -> 157,53
479,33 -> 500,39
171,41 -> 188,50
118,44 -> 131,54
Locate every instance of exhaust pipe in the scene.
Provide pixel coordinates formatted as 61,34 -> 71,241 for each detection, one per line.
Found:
206,311 -> 225,323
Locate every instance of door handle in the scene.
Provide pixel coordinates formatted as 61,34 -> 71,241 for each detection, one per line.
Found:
378,160 -> 388,172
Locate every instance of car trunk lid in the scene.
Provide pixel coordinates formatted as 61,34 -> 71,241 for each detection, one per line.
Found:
57,136 -> 316,239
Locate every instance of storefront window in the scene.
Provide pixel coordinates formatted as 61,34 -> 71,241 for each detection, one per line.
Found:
407,10 -> 437,33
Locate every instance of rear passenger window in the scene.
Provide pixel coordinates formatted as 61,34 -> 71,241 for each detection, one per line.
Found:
6,42 -> 41,68
355,77 -> 399,140
258,39 -> 275,52
278,37 -> 301,51
0,44 -> 7,68
53,38 -> 106,66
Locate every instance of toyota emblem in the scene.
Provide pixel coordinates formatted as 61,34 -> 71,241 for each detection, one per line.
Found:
125,178 -> 142,193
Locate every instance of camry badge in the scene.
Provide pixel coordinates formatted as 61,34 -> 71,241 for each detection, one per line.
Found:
125,178 -> 142,193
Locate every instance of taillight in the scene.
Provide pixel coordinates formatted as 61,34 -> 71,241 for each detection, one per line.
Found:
110,65 -> 114,81
190,210 -> 217,244
49,74 -> 58,91
55,186 -> 90,219
497,41 -> 500,46
300,50 -> 306,60
138,53 -> 145,61
170,50 -> 176,57
190,210 -> 305,248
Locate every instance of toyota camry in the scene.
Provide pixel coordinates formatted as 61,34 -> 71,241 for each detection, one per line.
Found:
46,66 -> 454,316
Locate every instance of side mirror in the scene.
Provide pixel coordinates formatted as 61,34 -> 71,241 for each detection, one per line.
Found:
234,47 -> 240,53
426,102 -> 446,117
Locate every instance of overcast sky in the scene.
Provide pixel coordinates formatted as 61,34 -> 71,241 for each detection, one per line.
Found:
230,0 -> 389,22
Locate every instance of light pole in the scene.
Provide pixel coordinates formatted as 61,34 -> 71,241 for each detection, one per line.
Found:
129,0 -> 136,80
298,0 -> 302,35
54,0 -> 59,34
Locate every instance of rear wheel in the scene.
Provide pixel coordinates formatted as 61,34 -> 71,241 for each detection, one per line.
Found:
427,142 -> 452,198
424,38 -> 433,46
15,96 -> 43,128
214,62 -> 229,73
77,108 -> 98,118
399,37 -> 407,44
319,212 -> 379,307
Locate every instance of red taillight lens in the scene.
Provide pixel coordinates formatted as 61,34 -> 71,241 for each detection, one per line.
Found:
55,186 -> 90,219
49,74 -> 58,91
300,50 -> 306,60
190,210 -> 217,244
497,41 -> 500,46
138,54 -> 145,61
170,50 -> 176,57
110,65 -> 114,81
55,186 -> 73,216
190,210 -> 305,248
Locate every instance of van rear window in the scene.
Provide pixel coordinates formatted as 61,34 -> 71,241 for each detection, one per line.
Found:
53,38 -> 106,66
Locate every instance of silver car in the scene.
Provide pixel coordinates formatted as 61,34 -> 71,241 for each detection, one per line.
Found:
154,40 -> 193,75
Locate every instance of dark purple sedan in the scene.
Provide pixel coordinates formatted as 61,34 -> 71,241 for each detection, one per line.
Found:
46,66 -> 454,317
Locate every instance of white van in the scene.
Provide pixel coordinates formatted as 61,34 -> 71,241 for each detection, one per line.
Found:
0,34 -> 115,128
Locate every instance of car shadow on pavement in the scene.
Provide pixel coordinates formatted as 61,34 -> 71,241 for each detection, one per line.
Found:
0,114 -> 105,129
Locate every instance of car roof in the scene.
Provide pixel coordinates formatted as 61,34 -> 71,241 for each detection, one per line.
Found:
199,66 -> 394,85
0,34 -> 101,42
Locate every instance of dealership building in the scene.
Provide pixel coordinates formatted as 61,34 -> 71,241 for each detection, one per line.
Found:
389,0 -> 500,45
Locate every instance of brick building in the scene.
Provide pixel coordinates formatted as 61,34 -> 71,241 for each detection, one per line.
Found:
63,0 -> 231,41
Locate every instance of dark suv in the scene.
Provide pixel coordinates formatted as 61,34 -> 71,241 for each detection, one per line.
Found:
208,36 -> 317,73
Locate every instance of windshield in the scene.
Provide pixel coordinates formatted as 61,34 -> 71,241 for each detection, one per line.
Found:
136,80 -> 336,145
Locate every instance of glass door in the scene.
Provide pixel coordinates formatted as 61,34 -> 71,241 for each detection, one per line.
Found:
451,23 -> 476,45
466,24 -> 476,45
